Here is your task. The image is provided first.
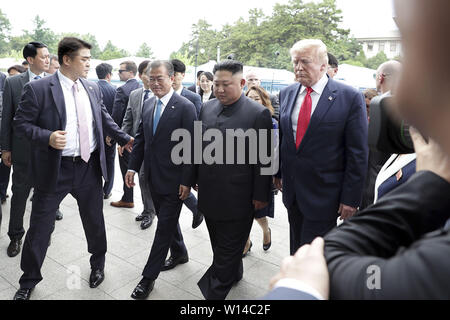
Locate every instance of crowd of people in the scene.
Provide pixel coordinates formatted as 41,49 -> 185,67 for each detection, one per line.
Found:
0,0 -> 449,301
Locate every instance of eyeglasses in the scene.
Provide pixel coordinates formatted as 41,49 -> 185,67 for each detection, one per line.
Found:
118,69 -> 128,74
149,76 -> 169,83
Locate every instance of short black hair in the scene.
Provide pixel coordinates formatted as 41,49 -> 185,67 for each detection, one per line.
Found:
200,71 -> 214,81
171,59 -> 186,73
58,37 -> 92,65
95,63 -> 113,80
196,70 -> 203,79
8,65 -> 26,74
138,60 -> 151,75
328,52 -> 338,68
22,60 -> 29,66
23,42 -> 47,61
213,60 -> 243,75
120,61 -> 138,75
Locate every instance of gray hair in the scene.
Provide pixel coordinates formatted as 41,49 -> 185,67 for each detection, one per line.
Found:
49,54 -> 58,64
146,60 -> 174,77
290,39 -> 328,65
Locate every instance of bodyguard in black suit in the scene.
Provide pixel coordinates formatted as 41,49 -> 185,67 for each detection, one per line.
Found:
95,63 -> 117,199
111,61 -> 141,207
12,38 -> 133,300
1,42 -> 51,258
196,60 -> 273,300
126,60 -> 197,299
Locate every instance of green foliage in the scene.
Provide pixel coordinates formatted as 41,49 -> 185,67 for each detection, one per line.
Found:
0,9 -> 11,55
136,43 -> 154,59
364,51 -> 388,70
169,51 -> 194,66
98,41 -> 129,60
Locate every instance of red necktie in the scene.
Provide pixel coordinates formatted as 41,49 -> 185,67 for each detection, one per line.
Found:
295,87 -> 313,149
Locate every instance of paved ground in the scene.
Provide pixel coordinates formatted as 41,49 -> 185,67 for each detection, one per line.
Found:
0,156 -> 290,300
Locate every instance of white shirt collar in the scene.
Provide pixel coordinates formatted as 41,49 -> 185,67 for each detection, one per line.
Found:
175,86 -> 183,96
58,70 -> 81,91
28,69 -> 45,82
300,73 -> 329,95
158,87 -> 174,106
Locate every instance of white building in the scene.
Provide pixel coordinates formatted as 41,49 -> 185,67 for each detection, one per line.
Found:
356,30 -> 402,59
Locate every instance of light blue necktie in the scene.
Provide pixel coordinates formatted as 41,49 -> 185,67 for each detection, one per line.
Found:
153,99 -> 163,134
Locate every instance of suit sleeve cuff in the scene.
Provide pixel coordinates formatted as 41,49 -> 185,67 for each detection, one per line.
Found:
273,278 -> 325,300
127,169 -> 138,174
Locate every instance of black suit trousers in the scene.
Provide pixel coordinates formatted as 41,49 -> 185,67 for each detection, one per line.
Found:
142,190 -> 187,280
287,201 -> 336,255
118,149 -> 133,202
103,142 -> 116,196
198,216 -> 253,300
19,151 -> 106,289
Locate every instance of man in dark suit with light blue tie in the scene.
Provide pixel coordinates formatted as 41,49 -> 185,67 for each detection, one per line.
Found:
274,39 -> 368,254
111,60 -> 141,208
12,37 -> 134,300
170,59 -> 203,229
95,63 -> 117,199
125,60 -> 197,299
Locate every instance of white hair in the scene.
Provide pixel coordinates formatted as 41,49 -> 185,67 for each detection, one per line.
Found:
290,39 -> 328,65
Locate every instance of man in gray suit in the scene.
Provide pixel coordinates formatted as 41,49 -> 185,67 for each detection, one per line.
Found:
121,60 -> 156,229
0,42 -> 61,258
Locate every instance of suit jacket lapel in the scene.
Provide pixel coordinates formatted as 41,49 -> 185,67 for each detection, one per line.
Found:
49,73 -> 67,128
286,83 -> 301,153
153,94 -> 178,137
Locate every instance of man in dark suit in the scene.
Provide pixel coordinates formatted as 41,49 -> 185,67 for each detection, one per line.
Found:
95,63 -> 117,199
0,42 -> 60,258
121,60 -> 156,229
111,60 -> 141,208
12,37 -> 133,300
274,39 -> 368,254
170,59 -> 203,229
266,0 -> 450,300
0,71 -> 10,206
246,70 -> 280,120
125,60 -> 196,299
187,70 -> 203,94
196,60 -> 273,300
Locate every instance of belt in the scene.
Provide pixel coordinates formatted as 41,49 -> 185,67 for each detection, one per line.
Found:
61,149 -> 98,162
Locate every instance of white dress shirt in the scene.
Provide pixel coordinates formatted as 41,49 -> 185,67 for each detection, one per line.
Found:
273,278 -> 325,300
28,69 -> 45,82
175,86 -> 183,96
58,70 -> 97,157
291,73 -> 329,140
154,87 -> 174,119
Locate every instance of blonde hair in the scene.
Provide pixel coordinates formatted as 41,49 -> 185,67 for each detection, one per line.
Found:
290,39 -> 328,65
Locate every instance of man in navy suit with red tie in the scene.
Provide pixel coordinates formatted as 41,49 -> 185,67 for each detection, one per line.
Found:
12,37 -> 134,300
274,39 -> 368,254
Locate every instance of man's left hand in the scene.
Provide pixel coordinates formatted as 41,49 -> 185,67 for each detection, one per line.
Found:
338,203 -> 357,220
253,200 -> 268,211
179,185 -> 190,201
123,137 -> 134,153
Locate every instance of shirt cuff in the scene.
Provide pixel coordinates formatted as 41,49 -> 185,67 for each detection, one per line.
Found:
273,278 -> 325,300
127,169 -> 137,174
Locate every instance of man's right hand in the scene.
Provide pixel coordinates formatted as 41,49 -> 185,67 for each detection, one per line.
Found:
125,171 -> 136,188
49,130 -> 67,150
1,151 -> 12,167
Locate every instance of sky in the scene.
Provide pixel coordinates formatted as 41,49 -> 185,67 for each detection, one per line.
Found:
1,0 -> 397,59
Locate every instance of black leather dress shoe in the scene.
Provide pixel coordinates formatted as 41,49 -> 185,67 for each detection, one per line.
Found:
192,212 -> 204,229
161,255 -> 189,271
131,278 -> 154,300
89,269 -> 105,288
135,214 -> 144,222
55,209 -> 63,221
104,193 -> 112,200
7,239 -> 22,257
13,288 -> 34,300
140,215 -> 154,230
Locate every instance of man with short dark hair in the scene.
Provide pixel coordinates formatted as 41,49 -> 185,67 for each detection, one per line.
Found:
95,63 -> 117,199
121,60 -> 157,229
327,53 -> 339,79
170,59 -> 204,229
12,37 -> 134,300
1,41 -> 51,258
111,60 -> 141,208
21,60 -> 29,70
196,60 -> 273,300
47,54 -> 60,74
125,60 -> 197,299
7,65 -> 26,76
246,70 -> 280,120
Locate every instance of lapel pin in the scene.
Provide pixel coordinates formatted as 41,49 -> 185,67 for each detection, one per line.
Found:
171,106 -> 175,109
89,86 -> 93,90
328,96 -> 333,101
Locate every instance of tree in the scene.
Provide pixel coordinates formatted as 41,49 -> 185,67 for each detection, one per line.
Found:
24,15 -> 58,53
98,40 -> 129,60
136,43 -> 154,59
365,51 -> 389,70
0,9 -> 11,55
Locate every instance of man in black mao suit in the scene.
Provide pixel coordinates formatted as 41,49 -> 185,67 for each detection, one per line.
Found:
12,37 -> 133,300
111,60 -> 141,208
95,63 -> 117,199
197,60 -> 273,300
125,60 -> 197,299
